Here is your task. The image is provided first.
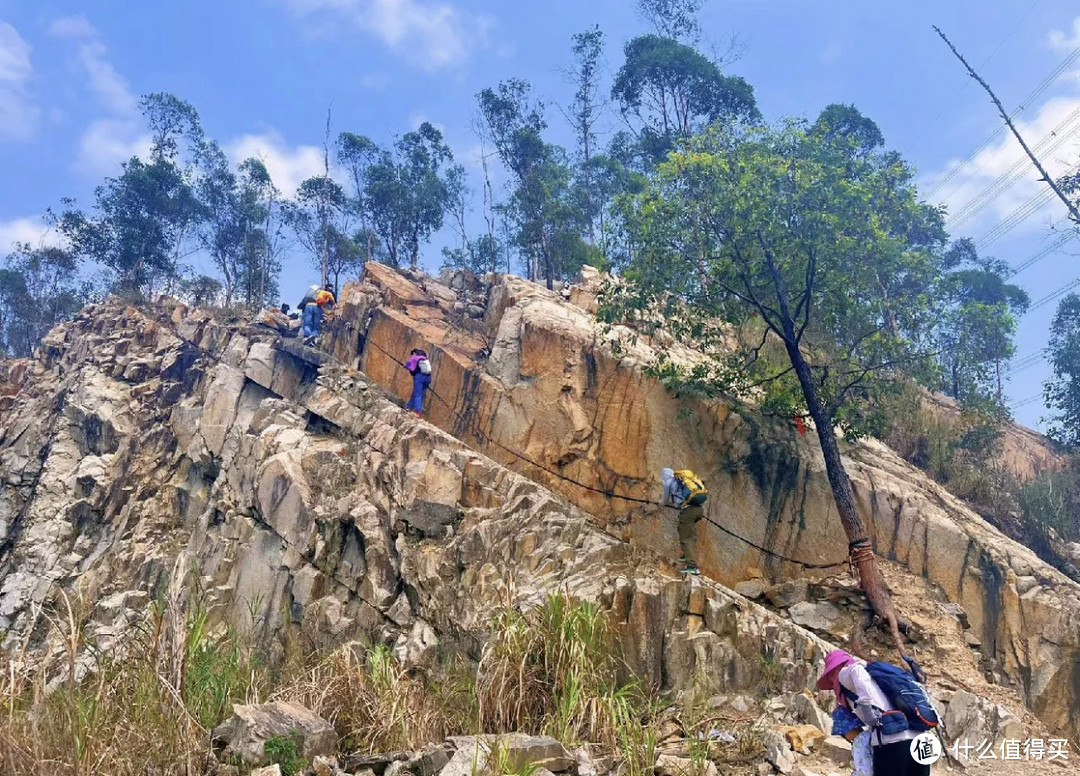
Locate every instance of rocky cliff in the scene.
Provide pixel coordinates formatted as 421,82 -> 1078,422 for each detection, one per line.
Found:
324,263 -> 1080,737
1,262 -> 1079,749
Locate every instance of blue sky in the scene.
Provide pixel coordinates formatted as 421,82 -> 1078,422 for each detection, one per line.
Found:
1,0 -> 1079,430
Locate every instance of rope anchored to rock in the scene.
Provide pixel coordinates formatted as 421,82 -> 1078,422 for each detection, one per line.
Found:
361,337 -> 851,571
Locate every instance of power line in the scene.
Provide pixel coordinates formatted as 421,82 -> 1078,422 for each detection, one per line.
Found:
1010,393 -> 1043,409
1006,231 -> 1073,277
1030,277 -> 1080,310
973,187 -> 1057,248
947,108 -> 1080,228
905,0 -> 1044,157
928,43 -> 1080,200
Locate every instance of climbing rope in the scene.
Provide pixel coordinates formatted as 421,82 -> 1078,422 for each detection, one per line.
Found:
135,307 -> 853,573
361,337 -> 850,571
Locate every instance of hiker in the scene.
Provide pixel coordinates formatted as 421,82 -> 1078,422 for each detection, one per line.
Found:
831,704 -> 873,776
301,285 -> 335,346
660,468 -> 708,575
816,649 -> 933,776
404,348 -> 432,416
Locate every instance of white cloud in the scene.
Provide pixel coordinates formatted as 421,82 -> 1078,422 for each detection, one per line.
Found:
49,16 -> 147,175
225,131 -> 327,195
0,22 -> 40,140
359,73 -> 390,90
49,15 -> 137,115
1049,16 -> 1080,54
0,216 -> 61,254
75,118 -> 152,176
282,0 -> 493,71
923,92 -> 1080,238
47,15 -> 97,40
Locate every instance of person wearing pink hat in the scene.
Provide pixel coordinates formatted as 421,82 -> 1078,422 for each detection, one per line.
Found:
816,649 -> 929,776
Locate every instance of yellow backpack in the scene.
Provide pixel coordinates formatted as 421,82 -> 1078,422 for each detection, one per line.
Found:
674,469 -> 708,507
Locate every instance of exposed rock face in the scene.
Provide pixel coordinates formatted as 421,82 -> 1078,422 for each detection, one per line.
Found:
323,263 -> 1080,737
1,262 -> 1079,743
0,299 -> 829,711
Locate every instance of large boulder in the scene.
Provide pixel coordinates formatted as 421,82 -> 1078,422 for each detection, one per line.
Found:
211,701 -> 337,766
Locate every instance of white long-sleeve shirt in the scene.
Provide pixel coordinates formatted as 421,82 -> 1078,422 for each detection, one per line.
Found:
838,663 -> 920,747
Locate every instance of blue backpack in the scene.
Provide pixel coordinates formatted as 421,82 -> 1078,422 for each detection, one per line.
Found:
843,660 -> 940,735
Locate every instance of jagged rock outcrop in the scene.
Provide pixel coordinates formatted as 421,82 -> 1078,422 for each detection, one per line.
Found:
2,261 -> 1079,745
322,263 -> 1080,738
0,299 -> 829,709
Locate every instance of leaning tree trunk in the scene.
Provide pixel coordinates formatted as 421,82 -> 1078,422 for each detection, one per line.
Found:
784,340 -> 907,662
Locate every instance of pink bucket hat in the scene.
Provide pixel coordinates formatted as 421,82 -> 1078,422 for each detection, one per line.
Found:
815,649 -> 856,691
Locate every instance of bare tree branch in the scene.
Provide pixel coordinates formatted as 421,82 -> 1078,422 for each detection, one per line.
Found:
935,26 -> 1080,226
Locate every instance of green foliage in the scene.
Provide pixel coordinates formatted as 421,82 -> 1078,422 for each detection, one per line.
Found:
59,155 -> 203,296
264,734 -> 307,776
612,35 -> 759,163
879,383 -> 1006,509
363,122 -> 459,269
937,238 -> 1028,406
141,92 -> 204,163
196,143 -> 282,308
476,591 -> 648,749
636,0 -> 708,42
477,80 -> 590,288
753,652 -> 787,696
1017,455 -> 1080,542
0,243 -> 94,357
0,584 -> 267,774
282,174 -> 351,288
617,117 -> 948,438
1044,293 -> 1080,449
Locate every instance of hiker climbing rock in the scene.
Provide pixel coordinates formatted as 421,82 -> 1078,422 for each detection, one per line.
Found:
404,348 -> 432,417
660,467 -> 708,575
301,285 -> 335,346
817,649 -> 939,776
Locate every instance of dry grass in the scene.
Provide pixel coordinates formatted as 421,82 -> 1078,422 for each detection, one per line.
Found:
476,590 -> 658,774
1,587 -> 666,776
0,568 -> 266,776
274,643 -> 476,754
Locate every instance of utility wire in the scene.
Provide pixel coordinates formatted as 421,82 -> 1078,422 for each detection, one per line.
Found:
1030,277 -> 1080,310
907,0 -> 1043,159
948,108 -> 1080,228
1010,393 -> 1043,409
1006,231 -> 1073,277
928,41 -> 1080,201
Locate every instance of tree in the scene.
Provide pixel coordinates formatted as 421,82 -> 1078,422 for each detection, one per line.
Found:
637,0 -> 707,43
140,92 -> 204,164
57,93 -> 206,297
337,132 -> 381,264
937,239 -> 1029,405
618,120 -> 949,655
365,122 -> 458,268
195,142 -> 244,305
59,156 -> 203,296
478,79 -> 588,288
1045,293 -> 1080,449
612,35 -> 759,163
283,175 -> 349,286
0,244 -> 92,356
564,27 -> 607,246
811,103 -> 885,156
235,158 -> 283,308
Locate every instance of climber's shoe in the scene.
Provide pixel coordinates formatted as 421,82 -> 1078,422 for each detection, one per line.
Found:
679,561 -> 700,575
